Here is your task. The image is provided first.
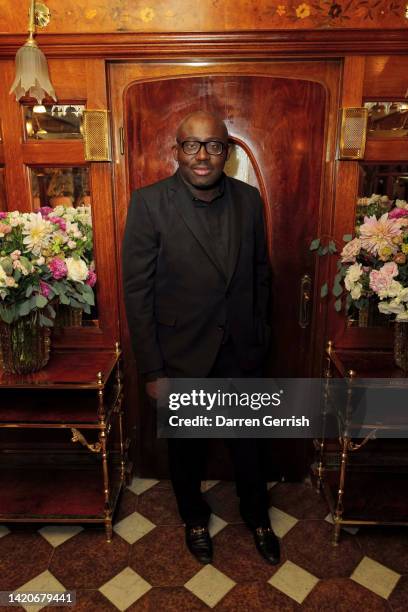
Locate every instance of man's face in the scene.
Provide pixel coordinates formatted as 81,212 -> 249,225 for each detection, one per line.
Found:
172,115 -> 229,189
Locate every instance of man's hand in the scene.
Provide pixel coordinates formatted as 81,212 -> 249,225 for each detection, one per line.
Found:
146,377 -> 169,400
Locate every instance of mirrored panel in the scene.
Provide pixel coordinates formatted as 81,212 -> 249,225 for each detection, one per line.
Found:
29,166 -> 97,325
24,104 -> 85,140
347,163 -> 408,329
364,101 -> 408,138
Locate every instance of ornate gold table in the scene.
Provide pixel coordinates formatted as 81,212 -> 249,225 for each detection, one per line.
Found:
314,342 -> 408,545
0,346 -> 126,542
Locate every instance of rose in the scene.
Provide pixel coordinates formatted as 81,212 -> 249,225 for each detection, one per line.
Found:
341,238 -> 361,263
48,257 -> 68,280
369,262 -> 398,294
388,208 -> 408,220
65,257 -> 88,282
86,270 -> 97,287
344,262 -> 363,291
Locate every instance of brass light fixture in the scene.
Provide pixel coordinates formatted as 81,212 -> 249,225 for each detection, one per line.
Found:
9,1 -> 56,103
337,107 -> 368,160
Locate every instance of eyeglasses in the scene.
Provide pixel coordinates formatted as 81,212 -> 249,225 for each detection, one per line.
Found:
177,140 -> 227,156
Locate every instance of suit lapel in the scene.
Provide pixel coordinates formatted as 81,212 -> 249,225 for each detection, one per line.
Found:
168,174 -> 227,279
226,177 -> 242,289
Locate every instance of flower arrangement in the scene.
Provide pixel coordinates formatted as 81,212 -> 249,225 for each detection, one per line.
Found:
311,194 -> 408,321
0,206 -> 96,326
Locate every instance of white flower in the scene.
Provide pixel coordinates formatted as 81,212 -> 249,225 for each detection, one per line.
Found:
5,276 -> 17,287
22,212 -> 52,256
378,280 -> 403,300
65,257 -> 88,282
344,262 -> 363,290
398,288 -> 408,302
36,256 -> 45,265
350,283 -> 362,300
0,264 -> 7,287
67,240 -> 76,249
395,199 -> 408,210
396,310 -> 408,321
378,300 -> 405,315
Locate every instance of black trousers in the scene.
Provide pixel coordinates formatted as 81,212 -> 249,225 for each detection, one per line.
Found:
167,339 -> 270,529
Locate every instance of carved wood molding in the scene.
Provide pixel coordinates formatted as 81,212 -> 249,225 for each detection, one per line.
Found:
1,29 -> 408,59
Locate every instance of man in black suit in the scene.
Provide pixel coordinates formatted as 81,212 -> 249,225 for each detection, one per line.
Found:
123,110 -> 280,565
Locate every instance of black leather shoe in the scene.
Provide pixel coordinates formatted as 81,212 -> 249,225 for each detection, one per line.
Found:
252,526 -> 280,565
185,526 -> 213,564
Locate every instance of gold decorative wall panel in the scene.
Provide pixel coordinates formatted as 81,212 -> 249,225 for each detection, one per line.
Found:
0,0 -> 407,34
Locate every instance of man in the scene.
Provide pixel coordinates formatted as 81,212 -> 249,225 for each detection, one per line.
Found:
122,110 -> 280,565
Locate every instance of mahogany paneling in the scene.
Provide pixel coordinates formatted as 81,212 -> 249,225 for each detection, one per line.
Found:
21,142 -> 85,165
3,31 -> 408,60
364,56 -> 408,99
1,1 -> 407,34
365,139 -> 408,161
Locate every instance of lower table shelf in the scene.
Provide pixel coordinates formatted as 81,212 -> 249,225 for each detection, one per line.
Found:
0,466 -> 122,523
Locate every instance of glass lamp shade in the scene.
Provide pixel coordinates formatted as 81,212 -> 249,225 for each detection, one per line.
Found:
9,41 -> 56,103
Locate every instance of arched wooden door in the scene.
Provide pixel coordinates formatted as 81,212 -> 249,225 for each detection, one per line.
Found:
110,64 -> 340,478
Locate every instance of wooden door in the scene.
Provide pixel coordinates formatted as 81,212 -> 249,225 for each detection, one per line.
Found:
109,62 -> 340,477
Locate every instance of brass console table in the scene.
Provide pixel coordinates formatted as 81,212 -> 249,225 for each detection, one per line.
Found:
0,346 -> 126,542
314,341 -> 408,545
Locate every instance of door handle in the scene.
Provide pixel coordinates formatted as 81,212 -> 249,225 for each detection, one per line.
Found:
299,274 -> 312,329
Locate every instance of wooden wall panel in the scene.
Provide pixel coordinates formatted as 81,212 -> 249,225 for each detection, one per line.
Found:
364,56 -> 408,99
1,0 -> 407,34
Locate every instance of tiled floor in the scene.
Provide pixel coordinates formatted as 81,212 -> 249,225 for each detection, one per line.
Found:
0,478 -> 407,611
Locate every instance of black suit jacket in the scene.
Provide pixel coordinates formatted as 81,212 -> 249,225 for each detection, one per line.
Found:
122,172 -> 271,377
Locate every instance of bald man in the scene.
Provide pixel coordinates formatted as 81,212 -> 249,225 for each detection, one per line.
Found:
123,111 -> 279,565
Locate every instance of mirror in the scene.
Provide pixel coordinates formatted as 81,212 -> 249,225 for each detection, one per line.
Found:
364,101 -> 408,138
348,163 -> 408,329
24,104 -> 85,140
29,166 -> 97,325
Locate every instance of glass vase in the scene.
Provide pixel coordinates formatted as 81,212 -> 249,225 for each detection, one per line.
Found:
55,305 -> 83,328
0,311 -> 51,374
394,321 -> 408,373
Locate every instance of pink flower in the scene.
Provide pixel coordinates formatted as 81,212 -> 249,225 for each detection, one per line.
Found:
388,208 -> 408,219
359,213 -> 402,255
38,206 -> 53,217
86,270 -> 97,287
0,212 -> 7,219
341,238 -> 361,263
50,216 -> 66,231
48,257 -> 67,279
39,280 -> 51,298
369,261 -> 399,294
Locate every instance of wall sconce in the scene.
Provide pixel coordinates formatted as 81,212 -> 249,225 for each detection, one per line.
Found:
9,1 -> 56,103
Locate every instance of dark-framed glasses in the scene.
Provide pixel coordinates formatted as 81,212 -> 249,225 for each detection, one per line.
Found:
177,140 -> 227,156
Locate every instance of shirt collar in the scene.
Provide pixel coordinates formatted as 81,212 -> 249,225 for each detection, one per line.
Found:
176,170 -> 225,203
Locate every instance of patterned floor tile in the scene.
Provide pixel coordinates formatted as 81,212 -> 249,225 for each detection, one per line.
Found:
282,519 -> 363,579
127,478 -> 159,495
127,586 -> 210,611
49,530 -> 129,589
0,526 -> 10,539
17,570 -> 65,612
269,482 -> 330,520
114,488 -> 139,523
113,511 -> 156,544
203,482 -> 242,523
268,506 -> 298,538
302,577 -> 390,611
137,483 -> 181,526
214,581 -> 300,611
0,531 -> 53,590
324,513 -> 359,535
356,527 -> 408,575
129,526 -> 202,586
212,524 -> 284,583
208,513 -> 227,538
38,526 -> 83,547
388,575 -> 408,612
99,566 -> 151,611
351,556 -> 401,600
268,560 -> 319,604
201,480 -> 220,493
185,564 -> 236,608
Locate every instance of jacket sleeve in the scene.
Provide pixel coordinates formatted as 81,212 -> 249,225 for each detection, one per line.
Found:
122,190 -> 164,374
254,191 -> 271,323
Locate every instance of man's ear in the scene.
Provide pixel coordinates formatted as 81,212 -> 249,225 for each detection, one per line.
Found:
172,144 -> 179,162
